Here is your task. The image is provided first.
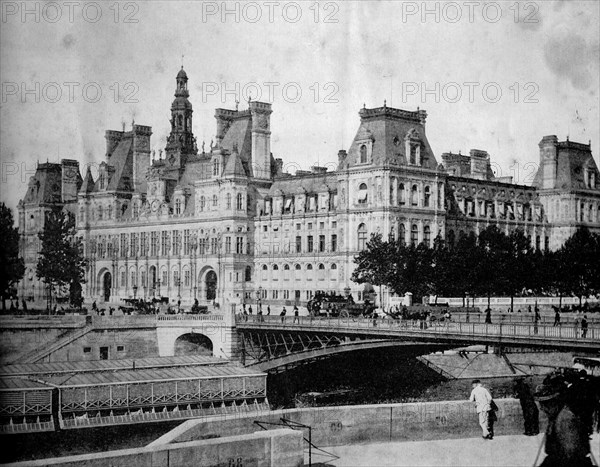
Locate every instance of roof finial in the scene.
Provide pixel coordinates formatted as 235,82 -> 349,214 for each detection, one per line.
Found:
566,135 -> 569,141
181,54 -> 184,68
363,103 -> 366,109
384,99 -> 387,107
248,93 -> 252,104
235,99 -> 239,111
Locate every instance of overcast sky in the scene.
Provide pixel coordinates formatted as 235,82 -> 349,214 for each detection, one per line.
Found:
1,0 -> 599,214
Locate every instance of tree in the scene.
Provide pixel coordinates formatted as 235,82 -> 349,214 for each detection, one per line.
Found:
505,229 -> 535,311
476,225 -> 510,309
0,203 -> 25,310
558,227 -> 600,305
36,210 -> 87,309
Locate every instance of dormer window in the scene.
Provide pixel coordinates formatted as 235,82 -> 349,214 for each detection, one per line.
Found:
213,159 -> 220,176
360,145 -> 368,164
175,198 -> 181,215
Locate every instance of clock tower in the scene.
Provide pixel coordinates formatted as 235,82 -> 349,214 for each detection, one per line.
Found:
164,67 -> 198,169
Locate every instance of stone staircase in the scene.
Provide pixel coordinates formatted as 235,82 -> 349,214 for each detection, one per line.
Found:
16,324 -> 95,363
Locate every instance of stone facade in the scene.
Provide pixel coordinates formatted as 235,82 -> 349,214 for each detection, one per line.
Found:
17,69 -> 600,308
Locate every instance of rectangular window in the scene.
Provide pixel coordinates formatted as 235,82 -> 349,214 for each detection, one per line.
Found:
161,231 -> 168,256
331,221 -> 337,229
319,235 -> 325,252
150,232 -> 158,256
236,237 -> 244,254
120,233 -> 127,257
210,238 -> 218,254
296,223 -> 301,230
295,236 -> 302,253
117,345 -> 125,352
272,290 -> 278,299
263,225 -> 268,232
308,223 -> 313,230
141,232 -> 147,255
120,271 -> 126,287
83,347 -> 91,353
225,236 -> 232,253
319,222 -> 325,229
184,269 -> 191,287
183,230 -> 190,255
307,235 -> 314,252
331,234 -> 337,252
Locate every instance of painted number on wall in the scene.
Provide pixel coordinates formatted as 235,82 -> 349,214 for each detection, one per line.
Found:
329,420 -> 343,431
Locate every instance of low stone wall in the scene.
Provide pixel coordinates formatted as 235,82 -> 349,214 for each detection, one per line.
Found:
6,428 -> 303,467
155,398 -> 543,448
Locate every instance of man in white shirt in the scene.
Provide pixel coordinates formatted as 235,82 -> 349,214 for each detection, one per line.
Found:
469,379 -> 493,439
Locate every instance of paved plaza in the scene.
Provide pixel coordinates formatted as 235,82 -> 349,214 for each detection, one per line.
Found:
318,433 -> 600,466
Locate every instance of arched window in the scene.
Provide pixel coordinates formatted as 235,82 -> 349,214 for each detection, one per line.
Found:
295,264 -> 301,270
423,225 -> 431,246
262,264 -> 268,270
307,264 -> 313,270
411,224 -> 419,245
284,264 -> 290,270
97,205 -> 103,220
236,193 -> 243,210
411,185 -> 418,206
399,224 -> 406,246
200,196 -> 205,211
273,264 -> 279,271
226,193 -> 231,209
318,264 -> 325,270
357,223 -> 367,250
212,194 -> 218,207
424,186 -> 431,207
398,183 -> 405,205
175,199 -> 181,215
178,115 -> 183,127
360,144 -> 367,164
358,183 -> 368,205
245,266 -> 251,282
331,264 -> 337,270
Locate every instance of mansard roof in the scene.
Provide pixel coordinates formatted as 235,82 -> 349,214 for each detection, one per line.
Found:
533,138 -> 600,191
268,171 -> 338,197
342,105 -> 438,170
104,137 -> 134,192
22,163 -> 63,205
220,115 -> 253,176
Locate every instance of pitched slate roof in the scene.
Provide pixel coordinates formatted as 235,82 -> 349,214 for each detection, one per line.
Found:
268,171 -> 338,196
223,150 -> 246,177
105,136 -> 134,192
79,167 -> 95,194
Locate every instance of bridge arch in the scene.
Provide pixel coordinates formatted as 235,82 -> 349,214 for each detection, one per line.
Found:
174,333 -> 214,356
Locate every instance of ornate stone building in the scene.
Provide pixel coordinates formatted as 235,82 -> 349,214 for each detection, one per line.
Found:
17,69 -> 600,308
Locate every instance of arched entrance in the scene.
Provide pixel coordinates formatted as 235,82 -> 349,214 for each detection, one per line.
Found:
174,333 -> 213,356
205,271 -> 217,301
103,272 -> 112,302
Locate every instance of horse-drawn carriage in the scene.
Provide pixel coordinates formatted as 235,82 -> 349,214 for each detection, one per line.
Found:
307,291 -> 376,318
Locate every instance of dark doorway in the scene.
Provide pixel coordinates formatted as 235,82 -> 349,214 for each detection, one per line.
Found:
205,271 -> 217,301
99,347 -> 109,360
103,273 -> 112,302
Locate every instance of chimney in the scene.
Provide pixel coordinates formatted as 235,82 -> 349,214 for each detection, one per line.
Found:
249,101 -> 272,180
275,158 -> 284,176
539,135 -> 558,189
338,149 -> 347,165
132,124 -> 153,193
469,149 -> 490,180
105,130 -> 123,161
61,159 -> 80,202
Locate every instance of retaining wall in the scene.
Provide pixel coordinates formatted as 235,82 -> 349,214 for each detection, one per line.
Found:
5,428 -> 303,467
154,398 -> 543,448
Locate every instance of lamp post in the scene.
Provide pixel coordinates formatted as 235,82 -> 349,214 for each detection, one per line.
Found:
257,286 -> 262,310
133,284 -> 138,299
176,278 -> 181,313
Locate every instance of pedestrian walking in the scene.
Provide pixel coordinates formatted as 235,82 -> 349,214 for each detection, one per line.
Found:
514,378 -> 539,436
485,308 -> 492,324
581,315 -> 588,338
280,307 -> 286,323
257,308 -> 263,322
528,305 -> 532,313
248,305 -> 253,316
22,299 -> 27,313
534,308 -> 540,334
293,307 -> 299,324
267,305 -> 271,315
469,380 -> 495,439
553,309 -> 561,326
